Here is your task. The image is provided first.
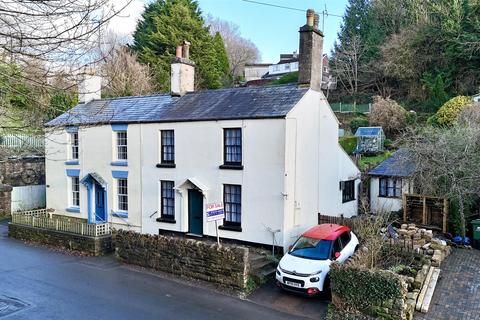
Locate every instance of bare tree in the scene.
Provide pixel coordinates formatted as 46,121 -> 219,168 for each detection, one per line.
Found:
102,46 -> 154,97
402,122 -> 480,237
368,96 -> 406,136
0,0 -> 132,132
332,35 -> 365,102
205,15 -> 260,78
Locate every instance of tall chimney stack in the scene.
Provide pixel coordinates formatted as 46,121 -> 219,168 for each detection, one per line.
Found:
171,40 -> 195,96
78,66 -> 101,104
298,9 -> 324,91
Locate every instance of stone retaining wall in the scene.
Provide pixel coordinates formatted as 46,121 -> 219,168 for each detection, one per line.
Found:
113,230 -> 250,291
8,223 -> 112,256
0,184 -> 12,218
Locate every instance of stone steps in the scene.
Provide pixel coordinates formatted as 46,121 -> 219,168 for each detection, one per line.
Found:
249,252 -> 277,284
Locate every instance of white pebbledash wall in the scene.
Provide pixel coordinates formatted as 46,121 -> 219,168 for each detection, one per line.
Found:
45,88 -> 360,250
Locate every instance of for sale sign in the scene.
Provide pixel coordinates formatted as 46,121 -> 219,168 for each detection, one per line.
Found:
206,202 -> 224,222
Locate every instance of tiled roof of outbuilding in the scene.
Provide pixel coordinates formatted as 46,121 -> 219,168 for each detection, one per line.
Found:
368,149 -> 415,177
45,84 -> 308,127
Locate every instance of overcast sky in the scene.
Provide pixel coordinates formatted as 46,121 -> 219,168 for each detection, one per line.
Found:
109,0 -> 348,63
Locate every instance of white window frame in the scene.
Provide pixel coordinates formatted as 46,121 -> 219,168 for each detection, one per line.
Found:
70,132 -> 79,160
115,131 -> 128,161
70,176 -> 80,208
116,178 -> 128,212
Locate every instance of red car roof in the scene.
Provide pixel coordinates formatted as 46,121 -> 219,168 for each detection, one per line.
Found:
302,224 -> 350,240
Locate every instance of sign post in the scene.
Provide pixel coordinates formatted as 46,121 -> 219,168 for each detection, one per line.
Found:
206,202 -> 224,246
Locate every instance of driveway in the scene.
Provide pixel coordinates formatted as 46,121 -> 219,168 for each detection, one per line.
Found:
248,279 -> 328,319
0,221 -> 312,320
416,248 -> 480,320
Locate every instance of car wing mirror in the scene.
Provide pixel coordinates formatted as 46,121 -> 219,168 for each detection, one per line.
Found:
334,251 -> 341,259
288,245 -> 293,252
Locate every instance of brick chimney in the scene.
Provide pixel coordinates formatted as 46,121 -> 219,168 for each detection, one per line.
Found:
171,41 -> 195,96
78,66 -> 101,104
298,9 -> 324,91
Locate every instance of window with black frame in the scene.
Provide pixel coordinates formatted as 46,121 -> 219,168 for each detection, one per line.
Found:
223,184 -> 241,228
379,177 -> 402,198
161,130 -> 174,164
341,180 -> 355,203
223,128 -> 242,166
160,180 -> 175,220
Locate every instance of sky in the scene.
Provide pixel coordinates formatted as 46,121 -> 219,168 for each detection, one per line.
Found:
109,0 -> 349,63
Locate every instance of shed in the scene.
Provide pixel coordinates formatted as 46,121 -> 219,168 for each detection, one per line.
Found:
354,127 -> 385,154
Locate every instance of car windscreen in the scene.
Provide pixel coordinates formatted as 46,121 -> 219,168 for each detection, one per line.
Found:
289,237 -> 333,260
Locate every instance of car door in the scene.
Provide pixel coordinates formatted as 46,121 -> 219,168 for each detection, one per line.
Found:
339,231 -> 354,258
332,237 -> 347,263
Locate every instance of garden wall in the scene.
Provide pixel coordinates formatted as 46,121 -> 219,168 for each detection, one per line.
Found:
113,230 -> 250,291
8,223 -> 112,256
330,263 -> 413,320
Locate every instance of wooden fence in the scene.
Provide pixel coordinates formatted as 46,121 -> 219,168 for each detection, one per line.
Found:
11,209 -> 111,237
0,134 -> 44,149
403,194 -> 448,232
318,213 -> 364,231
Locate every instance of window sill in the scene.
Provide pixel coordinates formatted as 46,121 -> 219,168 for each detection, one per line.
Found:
111,160 -> 128,167
156,217 -> 176,224
342,198 -> 356,203
219,164 -> 243,170
65,160 -> 79,165
156,163 -> 176,168
378,195 -> 401,199
65,207 -> 80,213
112,211 -> 128,218
219,225 -> 242,232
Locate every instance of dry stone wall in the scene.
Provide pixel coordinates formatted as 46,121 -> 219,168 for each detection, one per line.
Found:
113,230 -> 250,291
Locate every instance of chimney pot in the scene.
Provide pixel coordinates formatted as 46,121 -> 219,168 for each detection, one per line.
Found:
175,46 -> 183,58
182,41 -> 191,60
314,13 -> 320,30
306,9 -> 315,27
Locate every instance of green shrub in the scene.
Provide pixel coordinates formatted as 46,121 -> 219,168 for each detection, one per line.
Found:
330,263 -> 403,313
340,136 -> 357,155
350,117 -> 369,133
405,110 -> 417,125
435,96 -> 472,125
272,71 -> 298,84
383,138 -> 393,149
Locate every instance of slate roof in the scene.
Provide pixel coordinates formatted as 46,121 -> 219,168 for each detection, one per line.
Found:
45,84 -> 308,127
355,127 -> 384,137
369,149 -> 416,177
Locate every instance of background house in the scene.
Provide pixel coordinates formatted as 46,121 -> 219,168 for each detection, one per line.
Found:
369,149 -> 415,213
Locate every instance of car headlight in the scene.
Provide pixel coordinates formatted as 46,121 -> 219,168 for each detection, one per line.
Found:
310,277 -> 320,282
276,267 -> 281,276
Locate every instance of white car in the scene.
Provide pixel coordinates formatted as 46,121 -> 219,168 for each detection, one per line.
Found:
276,224 -> 359,295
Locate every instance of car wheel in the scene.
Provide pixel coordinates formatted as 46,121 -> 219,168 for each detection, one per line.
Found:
321,276 -> 332,301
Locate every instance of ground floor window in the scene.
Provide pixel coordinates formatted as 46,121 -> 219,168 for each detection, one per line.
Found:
341,180 -> 355,203
71,176 -> 80,207
117,178 -> 128,211
161,180 -> 175,219
379,177 -> 402,198
224,184 -> 241,227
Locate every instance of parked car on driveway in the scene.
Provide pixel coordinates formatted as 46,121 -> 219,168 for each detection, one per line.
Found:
276,224 -> 359,296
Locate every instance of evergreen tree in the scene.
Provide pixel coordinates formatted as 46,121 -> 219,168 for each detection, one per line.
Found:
132,0 -> 229,91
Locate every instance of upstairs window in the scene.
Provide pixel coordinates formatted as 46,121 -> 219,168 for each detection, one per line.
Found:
161,130 -> 175,164
116,131 -> 127,160
160,180 -> 175,219
379,178 -> 402,198
71,176 -> 80,207
224,184 -> 241,227
341,180 -> 355,203
223,128 -> 242,166
117,178 -> 128,211
70,132 -> 79,160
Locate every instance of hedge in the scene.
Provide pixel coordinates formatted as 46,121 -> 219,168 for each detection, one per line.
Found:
330,263 -> 404,314
340,136 -> 357,155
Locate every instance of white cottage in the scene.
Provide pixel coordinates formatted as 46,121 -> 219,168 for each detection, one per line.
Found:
44,11 -> 360,250
369,149 -> 415,213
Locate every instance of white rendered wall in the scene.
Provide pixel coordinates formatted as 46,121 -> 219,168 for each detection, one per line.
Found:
140,119 -> 287,247
45,126 -> 142,232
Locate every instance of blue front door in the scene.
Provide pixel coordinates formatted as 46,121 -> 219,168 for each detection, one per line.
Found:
95,183 -> 106,222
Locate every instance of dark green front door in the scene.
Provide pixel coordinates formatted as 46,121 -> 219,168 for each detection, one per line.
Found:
188,189 -> 203,235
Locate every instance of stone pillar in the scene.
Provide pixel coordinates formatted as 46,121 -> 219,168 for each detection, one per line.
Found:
0,184 -> 13,218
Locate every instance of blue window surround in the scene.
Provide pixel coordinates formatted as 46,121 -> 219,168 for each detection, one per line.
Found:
112,170 -> 128,179
111,160 -> 128,167
65,160 -> 79,165
112,170 -> 128,217
66,169 -> 80,177
65,126 -> 79,133
111,124 -> 128,132
66,206 -> 80,213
